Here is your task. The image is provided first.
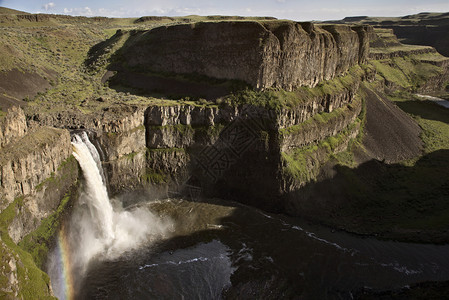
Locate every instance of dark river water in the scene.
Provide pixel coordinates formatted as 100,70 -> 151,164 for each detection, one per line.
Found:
76,195 -> 449,299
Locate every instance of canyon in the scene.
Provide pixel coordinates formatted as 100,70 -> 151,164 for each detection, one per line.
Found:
0,8 -> 449,299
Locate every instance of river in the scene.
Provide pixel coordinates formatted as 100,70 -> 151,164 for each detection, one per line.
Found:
48,133 -> 449,299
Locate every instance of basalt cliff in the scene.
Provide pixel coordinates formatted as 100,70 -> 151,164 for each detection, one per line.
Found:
334,12 -> 449,57
111,21 -> 370,90
1,13 -> 449,298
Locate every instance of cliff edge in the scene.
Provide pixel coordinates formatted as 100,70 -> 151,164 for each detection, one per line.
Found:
108,21 -> 370,91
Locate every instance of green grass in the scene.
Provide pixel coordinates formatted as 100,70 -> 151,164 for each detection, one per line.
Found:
19,193 -> 71,268
35,172 -> 55,191
315,90 -> 449,241
282,117 -> 362,183
370,44 -> 431,54
342,12 -> 449,25
280,95 -> 362,137
141,171 -> 167,184
195,123 -> 226,137
0,153 -> 78,297
0,7 -> 30,14
0,197 -> 56,299
18,155 -> 78,267
329,148 -> 449,239
371,60 -> 412,89
280,92 -> 365,178
0,233 -> 56,299
224,65 -> 364,110
0,127 -> 66,165
124,151 -> 139,160
0,197 -> 24,229
410,52 -> 449,63
389,93 -> 449,153
282,145 -> 319,183
370,56 -> 444,90
0,13 -> 192,113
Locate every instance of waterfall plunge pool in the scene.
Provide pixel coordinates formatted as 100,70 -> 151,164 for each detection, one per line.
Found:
47,133 -> 449,299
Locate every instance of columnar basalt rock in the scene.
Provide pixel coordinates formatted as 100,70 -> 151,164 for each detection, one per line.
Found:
28,105 -> 146,133
116,21 -> 370,91
280,97 -> 363,152
0,120 -> 78,246
0,106 -> 27,149
0,127 -> 72,209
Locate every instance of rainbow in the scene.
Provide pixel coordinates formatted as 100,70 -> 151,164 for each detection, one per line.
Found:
54,225 -> 75,300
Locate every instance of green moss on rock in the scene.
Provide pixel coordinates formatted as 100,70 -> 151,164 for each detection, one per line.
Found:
19,193 -> 72,268
371,56 -> 444,90
0,197 -> 56,299
282,117 -> 362,183
141,171 -> 167,184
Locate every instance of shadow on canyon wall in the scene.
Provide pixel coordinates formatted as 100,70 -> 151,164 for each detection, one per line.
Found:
285,148 -> 449,243
108,69 -> 245,101
395,99 -> 449,124
86,30 -> 248,101
79,146 -> 449,299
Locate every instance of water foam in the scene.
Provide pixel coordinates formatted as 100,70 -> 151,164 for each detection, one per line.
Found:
48,132 -> 172,299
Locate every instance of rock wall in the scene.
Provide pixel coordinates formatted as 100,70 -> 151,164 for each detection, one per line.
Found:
23,71 -> 365,210
7,156 -> 78,243
106,150 -> 147,194
0,106 -> 27,148
0,127 -> 72,208
385,25 -> 449,57
115,21 -> 370,91
0,107 -> 78,243
280,96 -> 362,152
0,107 -> 79,298
369,47 -> 436,60
28,104 -> 146,133
276,81 -> 360,128
97,104 -> 275,198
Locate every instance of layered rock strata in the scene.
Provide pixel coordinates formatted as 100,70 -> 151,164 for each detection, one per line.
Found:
0,107 -> 77,242
113,21 -> 370,91
0,106 -> 27,148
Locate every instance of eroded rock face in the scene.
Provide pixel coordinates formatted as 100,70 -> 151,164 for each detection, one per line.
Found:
0,237 -> 20,298
0,106 -> 27,148
0,106 -> 78,244
280,97 -> 363,152
28,105 -> 146,133
106,150 -> 147,194
116,21 -> 369,91
0,127 -> 72,209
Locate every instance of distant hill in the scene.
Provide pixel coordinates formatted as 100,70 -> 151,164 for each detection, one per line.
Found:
339,12 -> 449,26
329,12 -> 449,57
0,7 -> 29,15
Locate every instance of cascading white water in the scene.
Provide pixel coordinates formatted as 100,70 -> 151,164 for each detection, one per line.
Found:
72,133 -> 115,243
48,132 -> 172,299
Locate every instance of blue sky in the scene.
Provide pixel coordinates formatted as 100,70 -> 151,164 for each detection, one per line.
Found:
1,0 -> 449,21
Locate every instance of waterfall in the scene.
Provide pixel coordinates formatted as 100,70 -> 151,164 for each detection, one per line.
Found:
48,132 -> 172,300
72,133 -> 115,243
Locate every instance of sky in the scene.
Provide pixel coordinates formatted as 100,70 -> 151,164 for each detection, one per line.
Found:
1,0 -> 449,21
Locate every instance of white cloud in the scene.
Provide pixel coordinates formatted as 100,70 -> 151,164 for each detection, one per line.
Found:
62,6 -> 93,16
42,2 -> 55,11
55,1 -> 449,21
84,6 -> 93,15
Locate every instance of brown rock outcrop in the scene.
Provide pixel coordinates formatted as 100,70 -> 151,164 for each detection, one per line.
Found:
0,106 -> 27,148
0,127 -> 72,209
